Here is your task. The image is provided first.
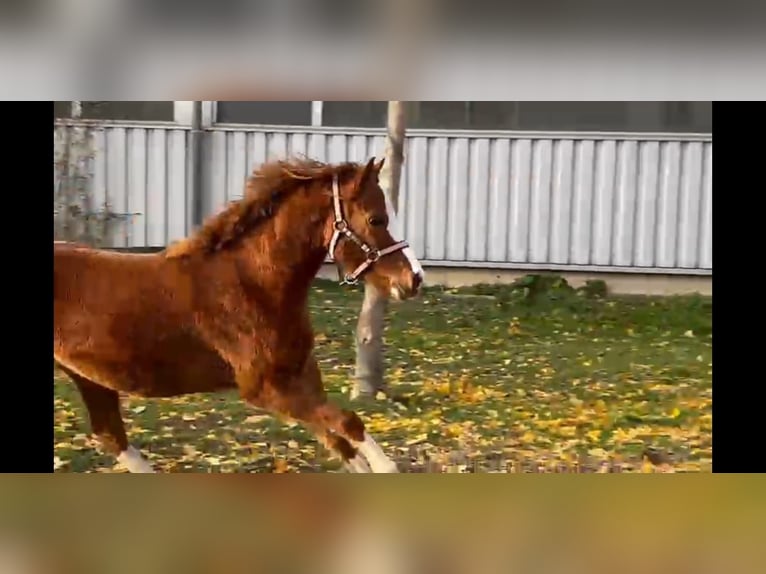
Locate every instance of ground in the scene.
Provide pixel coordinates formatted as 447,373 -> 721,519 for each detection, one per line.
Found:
53,276 -> 712,473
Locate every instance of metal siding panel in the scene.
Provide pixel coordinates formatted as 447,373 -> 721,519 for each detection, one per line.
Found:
327,134 -> 346,163
487,138 -> 511,262
591,140 -> 616,265
656,141 -> 681,267
405,137 -> 428,258
105,127 -> 127,248
166,130 -> 187,242
366,136 -> 377,165
699,144 -> 713,269
467,138 -> 490,261
634,141 -> 660,267
268,132 -> 288,161
244,133 -> 255,175
91,129 -> 108,241
372,136 -> 387,158
227,131 -> 247,201
54,124 -> 711,274
209,131 -> 228,217
425,137 -> 448,260
446,138 -> 469,260
398,139 -> 408,234
529,140 -> 553,263
251,132 -> 268,166
126,128 -> 147,247
508,139 -> 532,262
146,129 -> 167,246
570,140 -> 595,265
290,132 -> 307,158
678,142 -> 704,268
612,140 -> 638,266
307,133 -> 325,161
549,140 -> 574,264
348,135 -> 367,163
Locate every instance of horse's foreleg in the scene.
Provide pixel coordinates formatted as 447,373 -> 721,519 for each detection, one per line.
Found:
65,371 -> 155,473
316,429 -> 372,473
310,402 -> 399,474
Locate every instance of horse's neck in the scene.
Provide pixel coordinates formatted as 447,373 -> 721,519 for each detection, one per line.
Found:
233,210 -> 329,305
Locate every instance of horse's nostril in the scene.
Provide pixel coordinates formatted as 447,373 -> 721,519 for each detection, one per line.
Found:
412,272 -> 423,291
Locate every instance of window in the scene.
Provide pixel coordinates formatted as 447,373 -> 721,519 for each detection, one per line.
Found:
322,101 -> 387,128
318,101 -> 712,133
53,101 -> 175,122
215,101 -> 313,126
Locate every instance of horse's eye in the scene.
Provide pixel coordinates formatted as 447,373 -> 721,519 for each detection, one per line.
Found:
367,216 -> 386,227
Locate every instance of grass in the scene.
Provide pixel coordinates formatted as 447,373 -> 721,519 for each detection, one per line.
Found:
53,276 -> 712,473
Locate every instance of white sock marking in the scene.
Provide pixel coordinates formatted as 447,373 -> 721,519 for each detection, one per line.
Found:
344,455 -> 372,473
117,445 -> 155,473
354,433 -> 399,473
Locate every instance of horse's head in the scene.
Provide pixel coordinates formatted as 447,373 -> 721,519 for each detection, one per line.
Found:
328,157 -> 424,301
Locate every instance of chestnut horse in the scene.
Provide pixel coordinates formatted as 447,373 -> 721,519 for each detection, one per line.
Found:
53,157 -> 424,473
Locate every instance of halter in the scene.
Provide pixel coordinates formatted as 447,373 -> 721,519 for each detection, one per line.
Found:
328,175 -> 409,285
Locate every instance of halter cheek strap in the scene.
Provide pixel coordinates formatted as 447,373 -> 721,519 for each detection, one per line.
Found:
327,175 -> 409,285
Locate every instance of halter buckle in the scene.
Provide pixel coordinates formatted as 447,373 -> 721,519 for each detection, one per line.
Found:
341,273 -> 359,286
334,220 -> 348,232
366,249 -> 380,262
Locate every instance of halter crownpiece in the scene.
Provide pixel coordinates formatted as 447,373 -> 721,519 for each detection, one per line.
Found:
327,174 -> 409,285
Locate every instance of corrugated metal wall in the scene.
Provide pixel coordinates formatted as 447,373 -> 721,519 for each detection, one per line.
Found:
54,124 -> 712,274
54,124 -> 191,247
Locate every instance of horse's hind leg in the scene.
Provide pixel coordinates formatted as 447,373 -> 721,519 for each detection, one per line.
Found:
60,368 -> 155,473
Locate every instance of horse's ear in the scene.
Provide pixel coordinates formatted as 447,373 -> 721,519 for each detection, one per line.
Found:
361,157 -> 377,182
374,157 -> 385,173
350,157 -> 378,198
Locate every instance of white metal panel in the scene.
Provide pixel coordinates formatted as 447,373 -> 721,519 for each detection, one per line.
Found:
106,127 -> 127,247
290,132 -> 308,158
227,131 -> 247,201
250,132 -> 268,168
612,140 -> 638,267
446,138 -> 469,261
145,129 -> 167,246
549,140 -> 574,265
90,129 -> 108,242
425,138 -> 448,260
467,138 -> 490,261
591,140 -> 616,266
678,142 -> 704,268
529,139 -> 553,263
347,135 -> 367,163
327,134 -> 346,164
207,130 -> 228,217
268,132 -> 288,161
508,139 -> 532,262
307,133 -> 325,162
126,128 -> 147,247
699,144 -> 713,269
166,130 -> 187,242
405,137 -> 428,258
487,139 -> 511,262
53,124 -> 712,274
569,140 -> 595,265
634,141 -> 660,267
656,141 -> 682,268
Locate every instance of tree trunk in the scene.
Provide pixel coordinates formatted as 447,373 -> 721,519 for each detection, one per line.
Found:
352,101 -> 406,399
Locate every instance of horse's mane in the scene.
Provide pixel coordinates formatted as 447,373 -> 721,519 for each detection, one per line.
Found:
164,157 -> 361,258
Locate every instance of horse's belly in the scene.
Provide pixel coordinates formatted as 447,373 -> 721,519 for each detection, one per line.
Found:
54,315 -> 236,398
